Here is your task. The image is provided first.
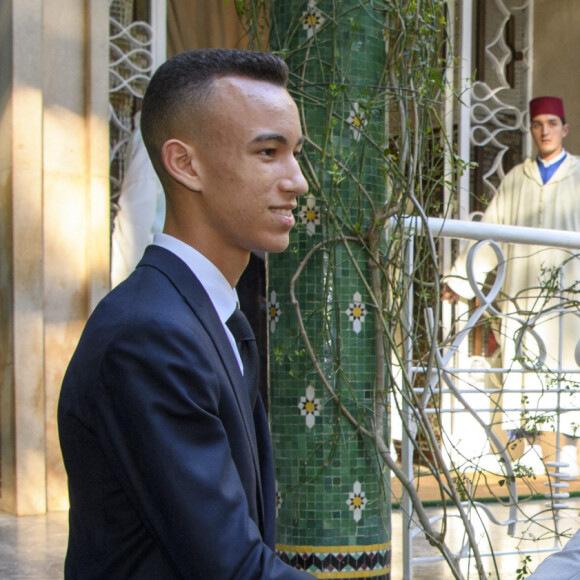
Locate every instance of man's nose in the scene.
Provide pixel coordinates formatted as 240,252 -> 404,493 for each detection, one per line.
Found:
294,165 -> 309,196
285,157 -> 309,196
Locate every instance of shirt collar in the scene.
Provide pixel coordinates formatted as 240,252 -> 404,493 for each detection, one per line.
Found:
537,148 -> 567,167
152,233 -> 238,323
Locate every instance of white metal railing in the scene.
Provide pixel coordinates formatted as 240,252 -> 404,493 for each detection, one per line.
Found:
391,216 -> 580,579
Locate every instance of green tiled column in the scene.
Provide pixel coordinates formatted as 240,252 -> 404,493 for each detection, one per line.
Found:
268,1 -> 391,577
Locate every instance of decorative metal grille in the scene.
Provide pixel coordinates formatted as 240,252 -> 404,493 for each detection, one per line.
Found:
109,0 -> 154,218
470,0 -> 532,206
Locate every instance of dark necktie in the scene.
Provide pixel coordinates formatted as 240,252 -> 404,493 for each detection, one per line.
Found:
226,308 -> 259,407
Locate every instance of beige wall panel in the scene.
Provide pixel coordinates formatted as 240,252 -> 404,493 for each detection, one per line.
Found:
1,0 -> 109,514
5,0 -> 46,516
0,166 -> 15,513
43,0 -> 88,512
85,0 -> 111,315
0,0 -> 16,514
533,0 -> 580,154
42,0 -> 110,511
12,156 -> 45,515
43,162 -> 88,511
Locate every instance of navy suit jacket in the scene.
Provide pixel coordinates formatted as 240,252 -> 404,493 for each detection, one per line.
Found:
58,245 -> 310,579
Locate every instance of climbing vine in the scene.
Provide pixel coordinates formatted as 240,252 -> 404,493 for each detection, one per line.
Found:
235,1 -> 567,578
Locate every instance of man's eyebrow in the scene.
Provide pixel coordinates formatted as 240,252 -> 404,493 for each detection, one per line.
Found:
251,133 -> 305,146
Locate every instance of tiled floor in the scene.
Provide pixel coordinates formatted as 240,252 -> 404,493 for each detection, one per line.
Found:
1,502 -> 578,579
390,471 -> 580,579
391,500 -> 580,579
0,510 -> 67,579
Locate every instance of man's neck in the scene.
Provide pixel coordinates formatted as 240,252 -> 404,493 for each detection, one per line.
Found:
538,148 -> 566,166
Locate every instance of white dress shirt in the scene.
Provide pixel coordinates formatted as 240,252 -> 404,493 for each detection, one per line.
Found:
153,233 -> 243,373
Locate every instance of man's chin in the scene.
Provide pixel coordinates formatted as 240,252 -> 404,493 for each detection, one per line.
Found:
262,238 -> 291,255
539,147 -> 559,159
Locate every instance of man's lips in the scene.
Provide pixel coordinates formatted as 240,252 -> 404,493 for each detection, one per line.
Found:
271,207 -> 296,227
272,208 -> 294,216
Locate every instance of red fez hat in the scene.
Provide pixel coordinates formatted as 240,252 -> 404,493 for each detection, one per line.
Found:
529,96 -> 565,119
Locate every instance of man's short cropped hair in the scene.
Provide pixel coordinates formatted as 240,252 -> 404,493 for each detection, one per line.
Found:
140,48 -> 290,178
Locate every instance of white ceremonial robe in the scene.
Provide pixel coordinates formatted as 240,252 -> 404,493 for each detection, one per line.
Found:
448,154 -> 580,434
111,114 -> 165,287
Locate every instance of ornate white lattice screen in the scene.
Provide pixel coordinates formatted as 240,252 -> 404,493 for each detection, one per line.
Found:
450,0 -> 533,362
109,0 -> 155,218
467,0 -> 532,206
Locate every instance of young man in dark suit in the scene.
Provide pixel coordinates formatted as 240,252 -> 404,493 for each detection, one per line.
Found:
58,49 -> 311,578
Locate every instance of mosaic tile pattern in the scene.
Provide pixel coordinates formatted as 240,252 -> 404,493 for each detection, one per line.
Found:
269,1 -> 391,577
277,542 -> 391,578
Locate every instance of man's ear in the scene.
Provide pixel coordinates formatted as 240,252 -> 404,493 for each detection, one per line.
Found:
161,139 -> 203,192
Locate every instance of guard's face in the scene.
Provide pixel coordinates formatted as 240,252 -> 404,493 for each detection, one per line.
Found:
531,114 -> 569,161
193,76 -> 308,265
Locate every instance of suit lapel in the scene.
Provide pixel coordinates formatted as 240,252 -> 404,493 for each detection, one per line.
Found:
137,246 -> 262,476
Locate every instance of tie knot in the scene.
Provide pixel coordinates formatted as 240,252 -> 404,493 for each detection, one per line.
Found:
226,308 -> 255,343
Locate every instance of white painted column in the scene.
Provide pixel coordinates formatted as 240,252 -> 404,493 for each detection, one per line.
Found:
458,0 -> 473,224
151,0 -> 168,71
